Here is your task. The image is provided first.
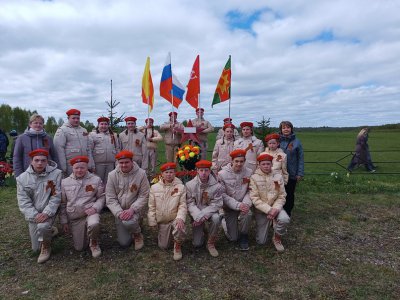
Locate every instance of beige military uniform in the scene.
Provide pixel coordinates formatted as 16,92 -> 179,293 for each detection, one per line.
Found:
54,123 -> 95,175
60,172 -> 105,251
211,138 -> 235,173
17,161 -> 62,251
234,136 -> 264,173
186,174 -> 223,247
119,129 -> 148,170
250,169 -> 290,245
159,121 -> 183,163
89,130 -> 120,183
218,164 -> 253,241
191,118 -> 214,160
216,128 -> 240,141
148,177 -> 187,249
139,127 -> 163,173
106,163 -> 150,247
261,148 -> 289,184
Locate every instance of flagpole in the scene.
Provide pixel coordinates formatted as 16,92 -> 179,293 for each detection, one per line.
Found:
198,55 -> 201,111
228,55 -> 231,119
170,52 -> 175,141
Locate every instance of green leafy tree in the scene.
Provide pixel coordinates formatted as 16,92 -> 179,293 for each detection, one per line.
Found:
45,116 -> 58,134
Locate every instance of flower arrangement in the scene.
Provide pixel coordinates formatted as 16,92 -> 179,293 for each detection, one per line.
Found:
176,144 -> 201,171
0,161 -> 13,186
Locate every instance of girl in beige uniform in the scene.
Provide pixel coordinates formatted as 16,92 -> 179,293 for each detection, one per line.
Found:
262,133 -> 288,184
211,123 -> 236,173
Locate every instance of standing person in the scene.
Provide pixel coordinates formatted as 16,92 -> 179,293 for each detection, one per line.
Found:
54,109 -> 94,177
140,118 -> 163,175
148,162 -> 187,261
262,133 -> 289,184
16,149 -> 62,263
186,160 -> 223,257
250,153 -> 290,252
279,121 -> 304,217
234,122 -> 264,173
119,117 -> 148,171
218,150 -> 253,250
159,112 -> 182,163
60,156 -> 105,258
211,123 -> 236,173
347,128 -> 376,172
9,130 -> 18,166
106,150 -> 149,250
89,117 -> 120,183
191,108 -> 214,160
13,114 -> 59,177
0,128 -> 9,162
216,117 -> 240,140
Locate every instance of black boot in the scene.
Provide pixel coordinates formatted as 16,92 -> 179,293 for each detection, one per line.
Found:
239,234 -> 249,251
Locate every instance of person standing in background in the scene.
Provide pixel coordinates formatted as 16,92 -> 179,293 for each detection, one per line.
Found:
191,108 -> 214,160
159,112 -> 182,163
140,118 -> 163,175
347,128 -> 376,173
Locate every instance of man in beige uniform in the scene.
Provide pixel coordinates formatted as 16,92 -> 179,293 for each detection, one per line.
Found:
139,118 -> 163,175
186,160 -> 223,257
106,150 -> 149,250
54,109 -> 94,176
119,116 -> 148,171
216,117 -> 240,140
148,162 -> 187,261
159,112 -> 182,163
250,153 -> 290,252
60,156 -> 105,258
17,149 -> 62,263
218,149 -> 253,251
191,108 -> 214,160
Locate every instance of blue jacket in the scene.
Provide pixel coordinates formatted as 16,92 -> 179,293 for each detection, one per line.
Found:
0,130 -> 9,153
279,133 -> 304,180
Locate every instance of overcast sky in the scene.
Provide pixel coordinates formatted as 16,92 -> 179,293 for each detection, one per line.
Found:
1,0 -> 399,127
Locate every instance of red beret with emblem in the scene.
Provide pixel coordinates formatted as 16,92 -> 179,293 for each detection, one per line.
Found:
240,122 -> 253,128
195,160 -> 212,169
97,117 -> 110,123
69,155 -> 89,166
223,117 -> 232,122
223,123 -> 235,130
125,116 -> 137,122
265,133 -> 280,142
257,153 -> 274,162
230,149 -> 247,159
196,107 -> 205,113
115,150 -> 134,160
66,109 -> 81,116
28,149 -> 49,158
168,112 -> 178,117
160,162 -> 176,172
145,118 -> 154,123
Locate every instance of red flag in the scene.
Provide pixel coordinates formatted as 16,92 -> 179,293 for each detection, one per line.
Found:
185,55 -> 200,109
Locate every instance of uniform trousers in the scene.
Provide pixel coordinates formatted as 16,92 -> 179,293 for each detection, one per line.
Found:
198,140 -> 208,160
157,220 -> 186,249
69,213 -> 100,251
165,144 -> 179,163
114,214 -> 142,247
147,149 -> 157,173
192,213 -> 221,247
28,215 -> 56,251
223,208 -> 253,241
94,163 -> 114,184
254,209 -> 290,245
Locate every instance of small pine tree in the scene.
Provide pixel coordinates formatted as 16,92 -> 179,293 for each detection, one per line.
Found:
105,80 -> 125,132
254,116 -> 271,146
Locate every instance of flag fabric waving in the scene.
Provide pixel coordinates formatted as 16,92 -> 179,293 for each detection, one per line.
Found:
160,53 -> 184,108
212,55 -> 231,107
141,57 -> 154,112
185,55 -> 200,109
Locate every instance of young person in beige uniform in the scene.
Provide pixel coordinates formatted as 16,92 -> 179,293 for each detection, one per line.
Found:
159,112 -> 182,163
106,150 -> 149,250
140,118 -> 163,175
148,162 -> 187,261
186,160 -> 223,257
250,153 -> 290,252
211,123 -> 236,173
234,122 -> 264,173
119,117 -> 148,171
191,108 -> 214,160
17,149 -> 62,263
262,133 -> 288,184
89,117 -> 120,184
60,156 -> 105,258
216,117 -> 240,140
54,109 -> 94,176
217,149 -> 253,251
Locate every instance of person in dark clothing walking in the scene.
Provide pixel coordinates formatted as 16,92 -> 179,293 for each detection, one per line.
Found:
347,128 -> 376,173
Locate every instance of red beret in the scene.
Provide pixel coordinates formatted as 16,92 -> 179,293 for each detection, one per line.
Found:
196,107 -> 205,113
168,112 -> 178,117
265,133 -> 280,142
66,109 -> 81,116
230,149 -> 247,159
257,153 -> 274,162
125,116 -> 137,122
240,122 -> 253,128
28,149 -> 49,158
115,150 -> 134,160
195,160 -> 212,169
223,123 -> 235,130
69,156 -> 89,166
97,117 -> 110,123
160,162 -> 176,172
145,118 -> 154,123
223,117 -> 232,122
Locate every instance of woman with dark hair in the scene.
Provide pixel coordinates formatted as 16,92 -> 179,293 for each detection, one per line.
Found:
279,121 -> 304,217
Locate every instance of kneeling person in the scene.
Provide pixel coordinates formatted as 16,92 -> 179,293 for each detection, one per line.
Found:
106,150 -> 149,250
148,163 -> 187,260
186,160 -> 223,257
17,149 -> 62,264
60,156 -> 105,258
250,154 -> 290,252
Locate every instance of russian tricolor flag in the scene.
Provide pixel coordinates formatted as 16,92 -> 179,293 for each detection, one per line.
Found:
160,53 -> 184,108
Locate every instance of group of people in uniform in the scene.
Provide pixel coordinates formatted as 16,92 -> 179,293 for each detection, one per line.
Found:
15,108 -> 304,264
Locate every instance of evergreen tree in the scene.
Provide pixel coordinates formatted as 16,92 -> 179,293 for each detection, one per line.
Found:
254,116 -> 271,146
